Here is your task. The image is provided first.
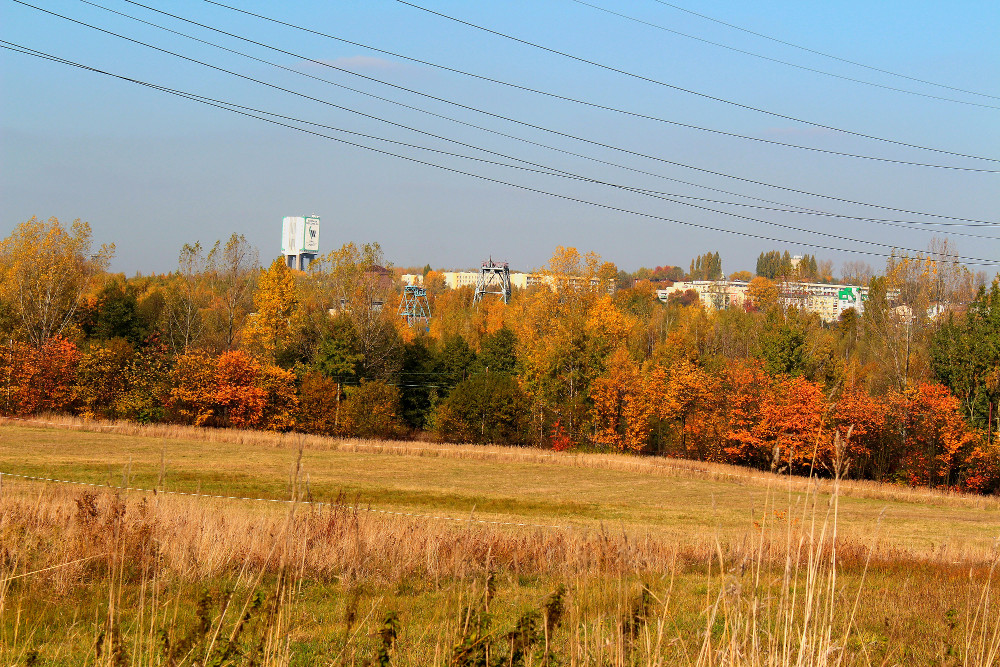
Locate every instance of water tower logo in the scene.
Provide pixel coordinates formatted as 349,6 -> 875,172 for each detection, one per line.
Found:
304,217 -> 320,252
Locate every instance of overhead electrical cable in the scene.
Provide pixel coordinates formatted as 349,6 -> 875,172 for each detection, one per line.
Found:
647,0 -> 1000,101
567,0 -> 998,109
393,0 -> 999,165
193,0 -> 997,170
8,2 -> 594,179
19,0 -> 999,229
10,40 -> 994,248
180,3 -> 1000,226
84,0 -> 1000,224
71,0 -> 999,230
4,41 -> 975,250
104,0 -> 994,174
5,40 -> 998,266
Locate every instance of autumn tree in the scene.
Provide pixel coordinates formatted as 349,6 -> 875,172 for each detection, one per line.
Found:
0,216 -> 113,346
513,247 -> 620,444
241,258 -> 299,362
76,339 -> 136,420
650,265 -> 685,282
589,349 -> 657,452
746,276 -> 779,312
165,242 -> 211,354
899,383 -> 978,488
435,372 -> 530,446
295,371 -> 341,435
0,337 -> 80,415
168,350 -> 218,425
208,233 -> 259,351
214,351 -> 296,430
308,242 -> 401,379
829,383 -> 898,481
688,251 -> 722,281
860,275 -> 913,392
656,357 -> 720,459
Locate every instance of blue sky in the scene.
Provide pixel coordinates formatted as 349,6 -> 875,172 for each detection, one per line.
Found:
2,0 -> 998,275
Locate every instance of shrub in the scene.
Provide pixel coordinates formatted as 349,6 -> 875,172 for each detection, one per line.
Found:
434,373 -> 529,446
0,337 -> 80,416
339,379 -> 404,439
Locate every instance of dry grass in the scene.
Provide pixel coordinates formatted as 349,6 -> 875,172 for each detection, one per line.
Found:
5,414 -> 998,511
2,416 -> 999,565
2,417 -> 1000,664
0,475 -> 998,665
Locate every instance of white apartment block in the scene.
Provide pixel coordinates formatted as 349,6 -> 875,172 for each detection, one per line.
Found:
438,271 -> 611,292
400,274 -> 423,287
657,280 -> 868,323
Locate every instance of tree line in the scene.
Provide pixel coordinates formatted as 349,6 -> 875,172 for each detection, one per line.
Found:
2,217 -> 998,493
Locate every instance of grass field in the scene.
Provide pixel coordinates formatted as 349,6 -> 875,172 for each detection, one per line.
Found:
1,417 -> 999,665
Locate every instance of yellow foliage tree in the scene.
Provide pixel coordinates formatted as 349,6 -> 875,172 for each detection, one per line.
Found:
590,349 -> 656,452
241,258 -> 299,360
0,216 -> 114,346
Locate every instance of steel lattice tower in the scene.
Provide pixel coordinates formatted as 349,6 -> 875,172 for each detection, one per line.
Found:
473,259 -> 511,304
398,285 -> 431,326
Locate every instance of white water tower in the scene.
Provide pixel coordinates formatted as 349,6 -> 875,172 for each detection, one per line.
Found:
281,215 -> 320,270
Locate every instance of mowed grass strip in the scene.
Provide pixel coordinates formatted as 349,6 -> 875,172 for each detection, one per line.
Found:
1,423 -> 998,559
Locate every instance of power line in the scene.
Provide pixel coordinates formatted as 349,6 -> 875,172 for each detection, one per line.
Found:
648,0 -> 1000,102
567,0 -> 999,110
7,38 -> 997,253
12,1 -> 1000,233
5,41 -> 998,267
66,0 -> 997,230
116,0 -> 1000,224
393,0 -> 999,165
8,0 -> 989,234
194,0 -> 998,171
5,40 -> 973,256
102,0 -> 992,174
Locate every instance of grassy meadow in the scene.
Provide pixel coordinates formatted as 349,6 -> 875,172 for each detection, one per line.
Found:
1,417 -> 999,665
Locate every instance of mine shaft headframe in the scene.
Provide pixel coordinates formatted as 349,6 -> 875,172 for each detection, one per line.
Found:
398,285 -> 431,325
474,258 -> 511,304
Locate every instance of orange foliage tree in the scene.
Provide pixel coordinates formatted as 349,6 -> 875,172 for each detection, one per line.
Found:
761,376 -> 827,473
0,337 -> 80,416
295,371 -> 340,435
590,349 -> 652,452
168,350 -> 218,426
214,350 -> 297,431
656,357 -> 720,460
720,362 -> 826,472
829,383 -> 898,480
720,360 -> 774,468
899,383 -> 978,488
215,350 -> 268,428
